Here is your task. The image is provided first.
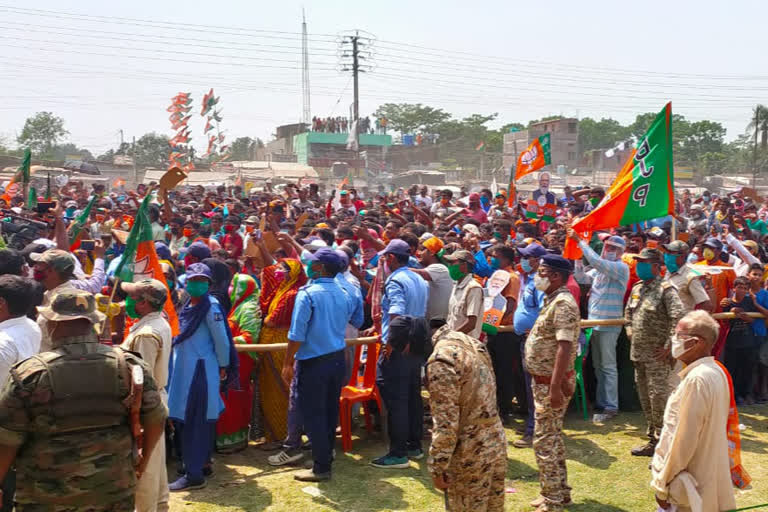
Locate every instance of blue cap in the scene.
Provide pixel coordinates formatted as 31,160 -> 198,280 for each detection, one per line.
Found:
704,237 -> 723,252
540,254 -> 573,273
519,243 -> 547,258
335,249 -> 349,268
154,241 -> 171,261
604,236 -> 626,249
187,241 -> 212,260
186,262 -> 212,280
383,239 -> 411,256
305,247 -> 343,268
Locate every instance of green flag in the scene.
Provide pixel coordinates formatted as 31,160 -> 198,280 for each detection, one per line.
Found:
45,172 -> 51,200
18,148 -> 30,185
68,195 -> 97,249
27,187 -> 37,210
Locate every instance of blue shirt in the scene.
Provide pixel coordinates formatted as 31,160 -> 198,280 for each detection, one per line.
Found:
335,273 -> 365,330
753,289 -> 768,336
288,278 -> 354,360
513,272 -> 545,335
381,266 -> 428,343
167,296 -> 231,422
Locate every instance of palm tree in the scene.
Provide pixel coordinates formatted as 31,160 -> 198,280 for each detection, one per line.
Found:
746,104 -> 768,149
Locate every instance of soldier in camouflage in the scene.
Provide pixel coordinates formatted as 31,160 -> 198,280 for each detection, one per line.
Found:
525,255 -> 580,512
426,325 -> 506,512
625,248 -> 685,457
0,289 -> 168,511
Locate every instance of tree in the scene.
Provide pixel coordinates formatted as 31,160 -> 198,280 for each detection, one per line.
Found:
746,104 -> 768,149
578,117 -> 631,153
17,112 -> 68,156
372,103 -> 451,134
679,120 -> 726,164
230,137 -> 257,160
132,133 -> 170,167
51,143 -> 94,161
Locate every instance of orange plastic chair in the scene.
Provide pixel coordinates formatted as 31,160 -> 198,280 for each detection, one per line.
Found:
339,342 -> 383,452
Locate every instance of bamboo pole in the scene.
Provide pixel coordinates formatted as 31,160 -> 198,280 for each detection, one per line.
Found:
233,313 -> 768,353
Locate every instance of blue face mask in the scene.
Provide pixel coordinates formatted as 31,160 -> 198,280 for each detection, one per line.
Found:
687,253 -> 699,264
490,257 -> 501,270
480,196 -> 490,206
636,261 -> 655,281
520,259 -> 533,273
663,253 -> 680,273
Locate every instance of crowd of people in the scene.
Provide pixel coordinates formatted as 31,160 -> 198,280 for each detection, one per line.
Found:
310,115 -> 387,134
0,172 -> 763,511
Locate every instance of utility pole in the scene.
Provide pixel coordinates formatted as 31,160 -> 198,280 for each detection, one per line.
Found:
753,106 -> 760,188
301,9 -> 311,125
119,129 -> 124,147
340,31 -> 373,182
132,136 -> 137,187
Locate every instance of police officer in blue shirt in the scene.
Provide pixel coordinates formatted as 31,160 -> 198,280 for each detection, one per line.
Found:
512,242 -> 547,447
371,239 -> 429,469
282,247 -> 360,482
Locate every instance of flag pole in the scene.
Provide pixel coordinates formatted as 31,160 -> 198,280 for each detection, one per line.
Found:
100,277 -> 121,339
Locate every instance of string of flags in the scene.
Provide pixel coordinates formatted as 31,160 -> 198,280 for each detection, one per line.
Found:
604,137 -> 637,158
201,88 -> 230,161
167,92 -> 195,172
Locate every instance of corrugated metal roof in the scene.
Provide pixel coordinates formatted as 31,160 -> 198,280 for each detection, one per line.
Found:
228,161 -> 318,178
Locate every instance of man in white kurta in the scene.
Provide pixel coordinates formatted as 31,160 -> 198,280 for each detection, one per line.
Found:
651,310 -> 736,512
121,279 -> 173,512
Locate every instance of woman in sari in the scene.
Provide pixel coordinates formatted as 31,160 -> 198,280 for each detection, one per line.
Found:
215,274 -> 262,452
258,258 -> 307,443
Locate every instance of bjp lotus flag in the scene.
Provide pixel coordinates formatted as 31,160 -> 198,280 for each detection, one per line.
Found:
515,133 -> 551,180
114,194 -> 179,335
563,103 -> 674,260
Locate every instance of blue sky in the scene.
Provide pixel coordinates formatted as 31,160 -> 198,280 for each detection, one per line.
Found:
1,0 -> 765,156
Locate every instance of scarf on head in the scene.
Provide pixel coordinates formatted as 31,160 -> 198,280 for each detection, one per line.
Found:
173,293 -> 240,393
260,259 -> 307,326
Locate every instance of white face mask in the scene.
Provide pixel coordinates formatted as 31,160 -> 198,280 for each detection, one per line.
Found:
534,274 -> 550,292
603,250 -> 619,261
671,335 -> 697,359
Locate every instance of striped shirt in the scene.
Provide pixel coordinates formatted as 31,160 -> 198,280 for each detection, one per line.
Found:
574,240 -> 629,332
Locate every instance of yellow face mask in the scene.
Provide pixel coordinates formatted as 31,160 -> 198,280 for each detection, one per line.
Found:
702,248 -> 715,261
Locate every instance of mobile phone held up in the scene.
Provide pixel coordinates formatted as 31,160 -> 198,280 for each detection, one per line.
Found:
37,201 -> 57,214
80,240 -> 96,251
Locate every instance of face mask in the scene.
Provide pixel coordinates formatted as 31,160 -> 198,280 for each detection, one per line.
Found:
65,207 -> 76,217
490,257 -> 501,270
687,253 -> 699,264
480,196 -> 490,206
166,279 -> 175,291
671,335 -> 697,360
496,198 -> 505,206
274,269 -> 287,281
224,224 -> 235,233
33,269 -> 46,281
186,280 -> 209,297
664,253 -> 681,273
441,198 -> 449,206
534,274 -> 550,291
589,197 -> 600,207
300,250 -> 312,266
306,264 -> 318,280
702,248 -> 715,261
516,232 -> 524,242
183,228 -> 194,238
125,296 -> 140,319
246,226 -> 255,233
636,261 -> 655,281
520,259 -> 533,273
447,263 -> 466,281
603,251 -> 619,262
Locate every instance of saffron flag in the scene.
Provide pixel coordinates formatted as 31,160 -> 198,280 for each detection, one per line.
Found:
114,194 -> 180,336
475,141 -> 485,151
515,134 -> 551,180
563,103 -> 674,259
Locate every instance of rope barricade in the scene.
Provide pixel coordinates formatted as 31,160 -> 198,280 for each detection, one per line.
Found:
234,312 -> 768,353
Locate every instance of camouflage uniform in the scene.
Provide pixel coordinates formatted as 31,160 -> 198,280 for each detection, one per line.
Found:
525,287 -> 580,511
625,275 -> 685,442
426,327 -> 506,512
0,291 -> 167,512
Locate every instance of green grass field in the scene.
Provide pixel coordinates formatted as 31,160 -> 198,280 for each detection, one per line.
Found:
169,407 -> 768,512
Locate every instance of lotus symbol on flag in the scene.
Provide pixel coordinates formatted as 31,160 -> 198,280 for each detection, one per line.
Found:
133,255 -> 153,281
521,146 -> 539,166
